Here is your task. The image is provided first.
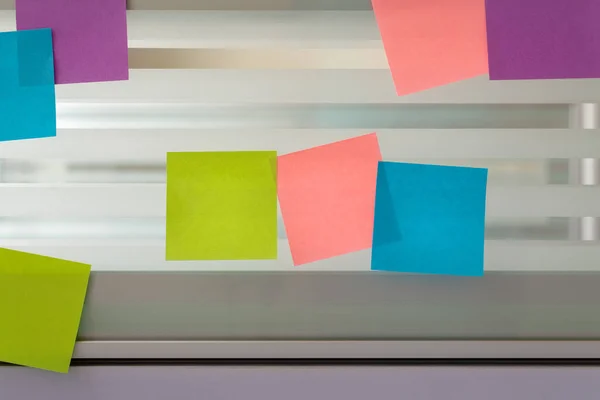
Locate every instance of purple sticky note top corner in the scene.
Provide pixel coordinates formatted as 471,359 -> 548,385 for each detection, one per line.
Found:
15,0 -> 129,85
486,0 -> 600,80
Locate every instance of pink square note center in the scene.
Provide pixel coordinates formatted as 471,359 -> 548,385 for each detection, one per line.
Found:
278,133 -> 382,265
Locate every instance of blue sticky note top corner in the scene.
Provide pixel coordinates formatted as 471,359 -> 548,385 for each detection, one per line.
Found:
0,28 -> 56,142
371,162 -> 488,277
17,28 -> 55,87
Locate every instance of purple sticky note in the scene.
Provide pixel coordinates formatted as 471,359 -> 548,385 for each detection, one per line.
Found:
485,0 -> 600,80
16,0 -> 129,84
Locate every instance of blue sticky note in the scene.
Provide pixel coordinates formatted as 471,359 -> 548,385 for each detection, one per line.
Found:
371,162 -> 488,276
0,29 -> 56,142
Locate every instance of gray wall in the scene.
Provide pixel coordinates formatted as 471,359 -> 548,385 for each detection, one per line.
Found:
1,365 -> 600,400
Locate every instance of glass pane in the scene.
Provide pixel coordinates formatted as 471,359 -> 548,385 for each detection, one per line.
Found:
0,2 -> 599,343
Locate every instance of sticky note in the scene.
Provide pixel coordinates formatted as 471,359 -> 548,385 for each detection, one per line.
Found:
0,248 -> 91,373
485,0 -> 600,80
0,29 -> 56,142
371,0 -> 488,95
16,0 -> 128,84
166,151 -> 278,260
278,134 -> 382,265
371,162 -> 487,276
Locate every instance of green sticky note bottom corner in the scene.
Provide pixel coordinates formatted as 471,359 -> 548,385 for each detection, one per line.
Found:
0,248 -> 91,373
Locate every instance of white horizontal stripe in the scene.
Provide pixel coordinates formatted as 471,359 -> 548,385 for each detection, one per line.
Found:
0,184 -> 164,218
0,184 -> 598,218
487,186 -> 600,217
0,129 -> 596,161
0,217 -> 558,240
1,239 -> 598,272
55,70 -> 600,104
126,11 -> 381,49
50,103 -> 565,130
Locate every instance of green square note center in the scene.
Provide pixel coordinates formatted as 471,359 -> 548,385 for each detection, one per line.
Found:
166,151 -> 278,260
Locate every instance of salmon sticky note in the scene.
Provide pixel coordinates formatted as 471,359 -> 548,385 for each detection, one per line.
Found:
278,134 -> 382,266
372,0 -> 488,95
486,0 -> 600,80
16,0 -> 129,84
371,162 -> 488,276
166,151 -> 278,260
0,248 -> 91,373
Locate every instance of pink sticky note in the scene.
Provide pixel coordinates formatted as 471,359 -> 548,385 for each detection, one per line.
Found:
278,134 -> 382,266
16,0 -> 129,84
372,0 -> 488,95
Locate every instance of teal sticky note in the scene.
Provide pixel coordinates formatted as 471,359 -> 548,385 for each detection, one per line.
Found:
371,162 -> 488,276
0,29 -> 56,142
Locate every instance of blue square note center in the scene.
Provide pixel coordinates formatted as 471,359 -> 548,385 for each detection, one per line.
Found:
371,162 -> 488,276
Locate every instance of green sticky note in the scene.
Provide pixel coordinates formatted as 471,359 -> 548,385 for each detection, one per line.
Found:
0,248 -> 91,373
166,151 -> 278,260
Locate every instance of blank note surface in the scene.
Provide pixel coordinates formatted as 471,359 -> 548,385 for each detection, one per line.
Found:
278,134 -> 382,265
16,0 -> 129,84
166,151 -> 278,261
0,248 -> 90,373
486,0 -> 600,80
0,29 -> 56,142
371,162 -> 488,276
372,0 -> 488,95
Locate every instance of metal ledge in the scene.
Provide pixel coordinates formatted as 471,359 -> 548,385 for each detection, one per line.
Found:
73,341 -> 600,359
